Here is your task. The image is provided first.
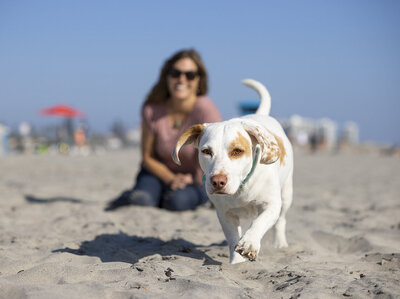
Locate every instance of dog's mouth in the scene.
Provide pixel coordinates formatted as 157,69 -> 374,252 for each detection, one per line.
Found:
214,191 -> 228,195
209,189 -> 231,195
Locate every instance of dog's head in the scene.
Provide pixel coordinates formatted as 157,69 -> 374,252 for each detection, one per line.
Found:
172,119 -> 281,195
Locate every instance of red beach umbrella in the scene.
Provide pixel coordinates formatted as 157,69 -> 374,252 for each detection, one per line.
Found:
39,104 -> 85,118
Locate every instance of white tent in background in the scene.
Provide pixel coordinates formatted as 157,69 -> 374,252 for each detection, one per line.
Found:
0,123 -> 10,156
342,121 -> 359,145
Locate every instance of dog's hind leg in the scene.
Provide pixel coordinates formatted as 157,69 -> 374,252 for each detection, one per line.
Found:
274,174 -> 293,248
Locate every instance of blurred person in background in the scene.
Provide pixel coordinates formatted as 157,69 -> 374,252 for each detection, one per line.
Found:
105,49 -> 221,211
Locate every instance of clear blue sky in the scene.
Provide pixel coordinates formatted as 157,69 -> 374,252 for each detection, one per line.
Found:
1,0 -> 399,144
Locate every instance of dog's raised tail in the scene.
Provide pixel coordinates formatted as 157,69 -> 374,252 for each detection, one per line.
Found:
242,79 -> 271,116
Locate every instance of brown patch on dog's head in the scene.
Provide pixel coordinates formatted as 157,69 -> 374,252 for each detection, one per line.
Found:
228,132 -> 251,160
172,124 -> 205,165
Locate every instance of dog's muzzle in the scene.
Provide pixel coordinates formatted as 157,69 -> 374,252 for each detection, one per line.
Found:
210,174 -> 227,194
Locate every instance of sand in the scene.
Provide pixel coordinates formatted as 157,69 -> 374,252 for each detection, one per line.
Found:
0,148 -> 399,298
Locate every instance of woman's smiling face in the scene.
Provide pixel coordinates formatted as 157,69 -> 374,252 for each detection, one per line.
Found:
167,58 -> 200,102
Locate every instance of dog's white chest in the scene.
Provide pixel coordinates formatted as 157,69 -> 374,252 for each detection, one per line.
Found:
209,187 -> 266,213
225,203 -> 260,219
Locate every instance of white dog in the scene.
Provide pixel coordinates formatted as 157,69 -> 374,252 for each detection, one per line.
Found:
172,79 -> 293,264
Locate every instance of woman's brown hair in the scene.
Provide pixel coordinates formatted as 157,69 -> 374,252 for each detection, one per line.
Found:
143,49 -> 208,106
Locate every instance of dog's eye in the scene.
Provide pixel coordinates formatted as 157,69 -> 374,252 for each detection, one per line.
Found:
231,148 -> 244,157
201,148 -> 213,157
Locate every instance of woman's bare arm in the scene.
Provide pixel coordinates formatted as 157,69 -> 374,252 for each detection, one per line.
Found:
141,121 -> 176,185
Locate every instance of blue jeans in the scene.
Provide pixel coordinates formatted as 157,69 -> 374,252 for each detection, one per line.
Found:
130,167 -> 208,211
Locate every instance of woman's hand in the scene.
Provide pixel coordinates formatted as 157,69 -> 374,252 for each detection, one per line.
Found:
170,173 -> 193,190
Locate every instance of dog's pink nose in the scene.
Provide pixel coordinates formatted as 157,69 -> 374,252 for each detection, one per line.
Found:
210,174 -> 227,190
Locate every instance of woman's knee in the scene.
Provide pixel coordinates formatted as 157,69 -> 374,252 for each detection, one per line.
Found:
130,190 -> 159,207
162,187 -> 202,211
131,168 -> 163,207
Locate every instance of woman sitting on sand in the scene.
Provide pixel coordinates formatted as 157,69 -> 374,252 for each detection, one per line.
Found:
105,49 -> 221,211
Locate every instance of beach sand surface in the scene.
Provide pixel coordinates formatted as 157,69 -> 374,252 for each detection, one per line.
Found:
0,148 -> 399,298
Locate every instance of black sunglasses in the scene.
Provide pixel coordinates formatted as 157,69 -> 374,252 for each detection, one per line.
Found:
169,68 -> 199,80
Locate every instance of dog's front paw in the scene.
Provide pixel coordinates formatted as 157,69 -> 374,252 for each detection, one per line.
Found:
234,238 -> 260,261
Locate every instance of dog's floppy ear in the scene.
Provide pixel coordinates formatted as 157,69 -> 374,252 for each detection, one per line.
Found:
172,124 -> 205,165
241,120 -> 280,164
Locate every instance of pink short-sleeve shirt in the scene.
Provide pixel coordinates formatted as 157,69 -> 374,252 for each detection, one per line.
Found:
142,96 -> 222,185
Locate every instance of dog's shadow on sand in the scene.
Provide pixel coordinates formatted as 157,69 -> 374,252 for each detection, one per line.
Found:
53,232 -> 225,266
